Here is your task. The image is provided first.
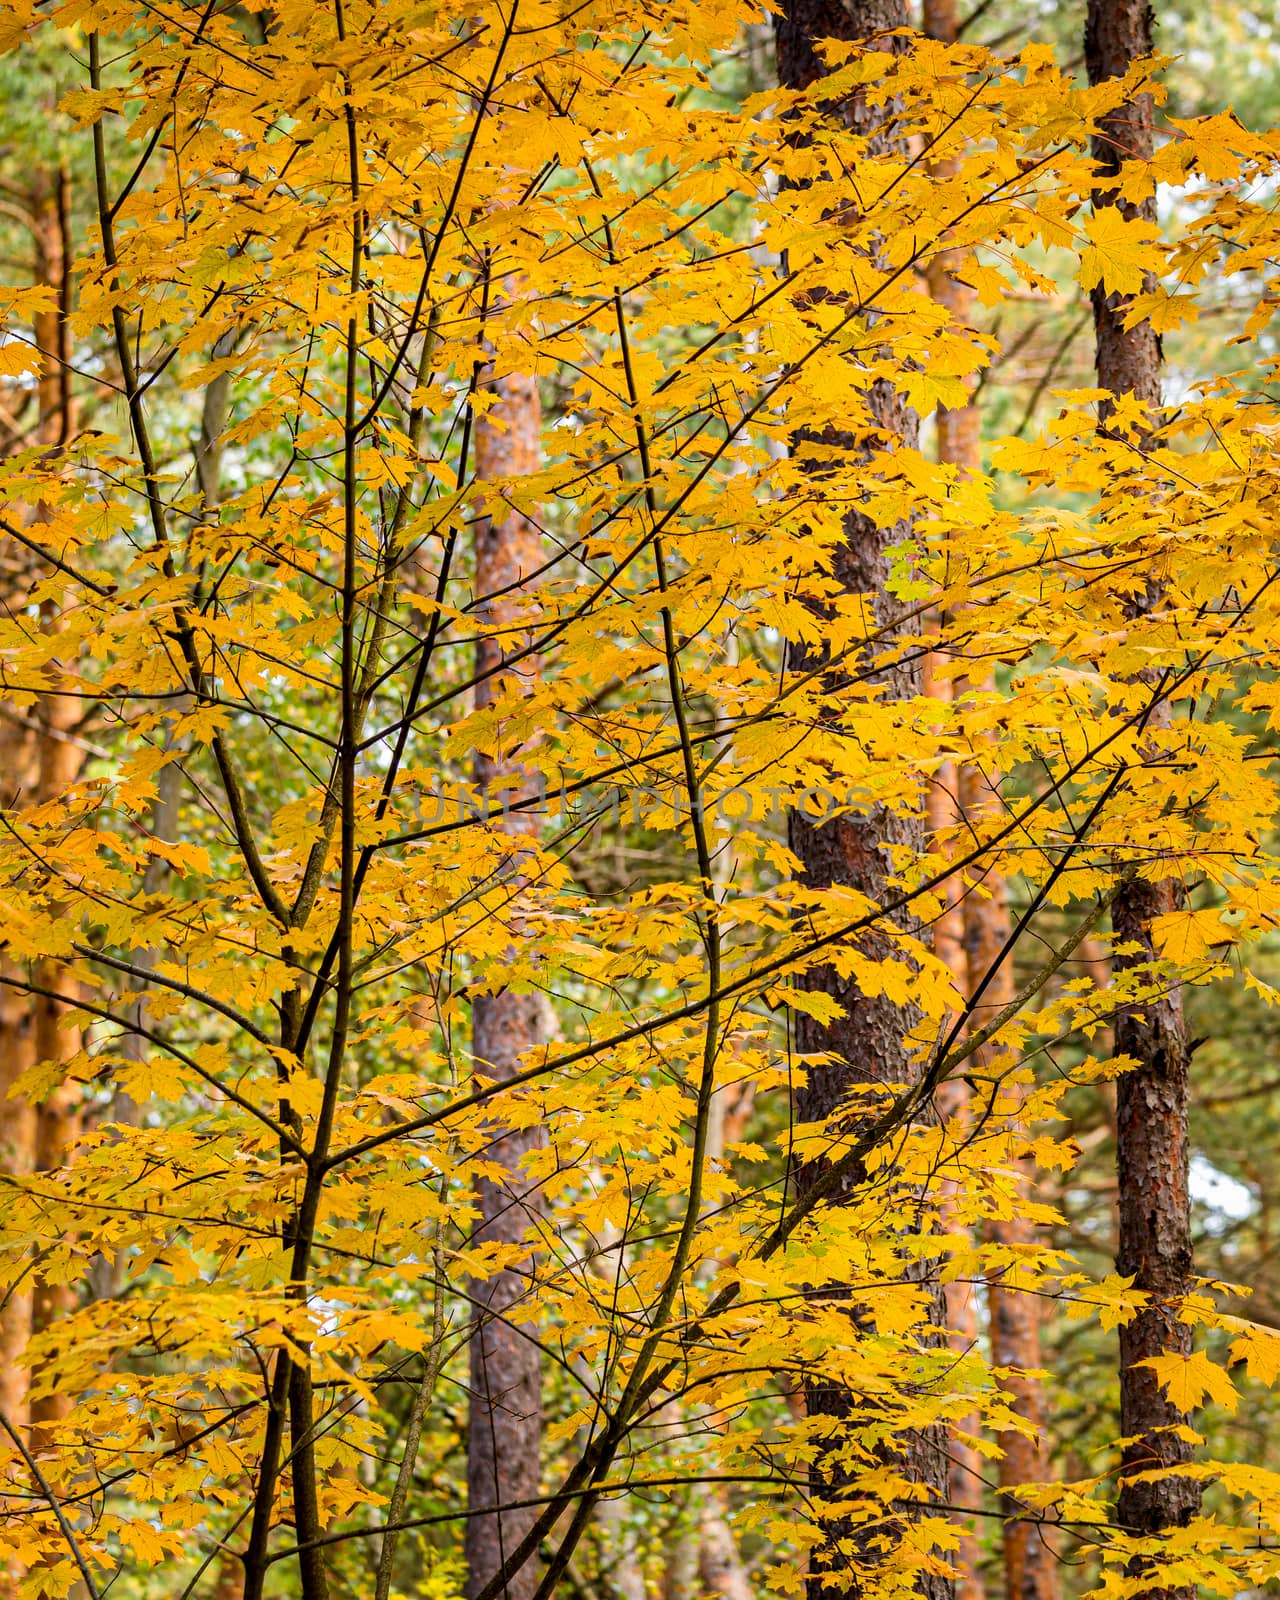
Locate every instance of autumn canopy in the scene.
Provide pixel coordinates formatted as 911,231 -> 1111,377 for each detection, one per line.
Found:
0,1 -> 1279,1598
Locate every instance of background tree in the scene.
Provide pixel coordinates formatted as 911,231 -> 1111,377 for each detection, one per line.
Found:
466,350 -> 549,1600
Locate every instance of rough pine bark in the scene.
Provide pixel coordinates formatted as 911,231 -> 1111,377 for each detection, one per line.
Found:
465,364 -> 547,1600
776,0 -> 910,93
1086,0 -> 1201,1583
775,7 -> 951,1599
1087,0 -> 1160,406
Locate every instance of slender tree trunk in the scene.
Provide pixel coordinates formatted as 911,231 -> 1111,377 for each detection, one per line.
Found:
957,768 -> 1058,1600
662,1513 -> 699,1600
31,165 -> 72,451
28,162 -> 83,1445
920,5 -> 988,1594
921,0 -> 982,480
697,1497 -> 753,1600
1086,0 -> 1201,1585
465,363 -> 547,1600
0,162 -> 80,1442
0,717 -> 39,1431
984,1272 -> 1054,1600
776,8 -> 951,1599
915,10 -> 1061,1567
594,1491 -> 647,1600
689,746 -> 756,1600
925,635 -> 988,1600
0,166 -> 83,1600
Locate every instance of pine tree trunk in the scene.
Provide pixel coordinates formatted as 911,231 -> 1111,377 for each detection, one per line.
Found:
1085,0 -> 1201,1585
0,715 -> 39,1431
31,165 -> 72,451
1087,0 -> 1160,409
919,5 -> 988,1593
465,365 -> 547,1600
956,766 -> 1058,1600
924,473 -> 987,1600
28,162 -> 83,1444
776,0 -> 911,91
984,1271 -> 1054,1600
775,8 -> 951,1599
921,0 -> 982,487
0,162 -> 79,1441
914,8 -> 1063,1566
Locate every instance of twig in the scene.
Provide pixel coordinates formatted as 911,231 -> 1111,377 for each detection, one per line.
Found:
0,1406 -> 103,1600
374,1188 -> 451,1600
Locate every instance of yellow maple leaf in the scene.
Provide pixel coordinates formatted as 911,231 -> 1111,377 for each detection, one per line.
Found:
0,338 -> 38,378
1137,1349 -> 1238,1414
1229,1323 -> 1280,1386
1170,111 -> 1254,181
1123,288 -> 1200,334
1150,907 -> 1231,964
1078,206 -> 1160,296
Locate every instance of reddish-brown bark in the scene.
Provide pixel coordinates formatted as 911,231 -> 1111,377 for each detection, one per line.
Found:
28,164 -> 82,1444
1086,0 -> 1159,409
928,765 -> 989,1577
0,163 -> 80,1444
918,0 -> 988,1583
985,1265 -> 1054,1600
1113,874 -> 1200,1554
0,718 -> 39,1431
957,757 -> 1059,1600
465,364 -> 548,1600
1086,0 -> 1201,1582
925,646 -> 985,1600
921,0 -> 981,507
30,166 -> 72,451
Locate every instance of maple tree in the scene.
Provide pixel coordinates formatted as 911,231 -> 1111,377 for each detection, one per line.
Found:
1,3 -> 1280,1600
